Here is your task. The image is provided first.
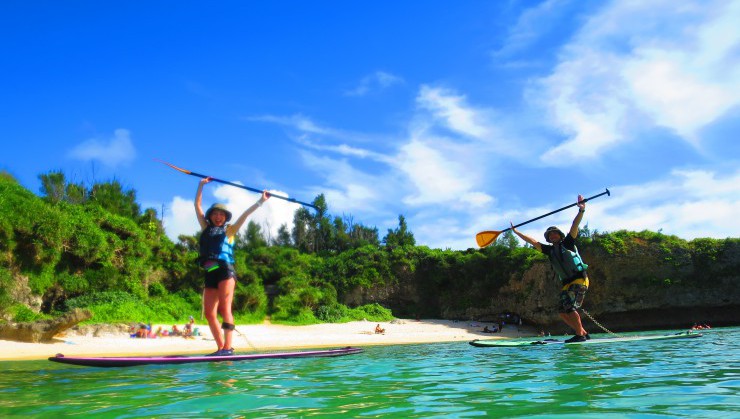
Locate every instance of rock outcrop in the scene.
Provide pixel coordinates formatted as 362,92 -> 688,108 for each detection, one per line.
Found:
0,308 -> 92,343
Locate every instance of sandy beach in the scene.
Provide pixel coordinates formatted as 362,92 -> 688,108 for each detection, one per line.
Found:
0,319 -> 536,361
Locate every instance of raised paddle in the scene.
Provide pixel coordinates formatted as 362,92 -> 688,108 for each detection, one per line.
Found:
475,188 -> 610,248
157,159 -> 319,210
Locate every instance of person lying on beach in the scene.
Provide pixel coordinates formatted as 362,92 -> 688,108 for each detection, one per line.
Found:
375,324 -> 385,334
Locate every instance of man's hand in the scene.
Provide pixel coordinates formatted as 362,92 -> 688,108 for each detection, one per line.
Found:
577,194 -> 586,211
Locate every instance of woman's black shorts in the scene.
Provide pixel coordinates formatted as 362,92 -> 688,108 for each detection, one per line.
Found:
203,260 -> 237,289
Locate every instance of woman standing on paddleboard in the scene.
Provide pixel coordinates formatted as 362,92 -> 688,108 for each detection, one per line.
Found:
511,194 -> 590,343
195,177 -> 270,356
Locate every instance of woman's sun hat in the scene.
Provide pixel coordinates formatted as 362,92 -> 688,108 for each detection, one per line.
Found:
205,203 -> 232,222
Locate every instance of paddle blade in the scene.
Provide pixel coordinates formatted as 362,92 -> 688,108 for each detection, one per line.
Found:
476,231 -> 501,248
155,159 -> 193,175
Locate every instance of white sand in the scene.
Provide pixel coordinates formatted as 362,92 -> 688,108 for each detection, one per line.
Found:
0,319 -> 535,361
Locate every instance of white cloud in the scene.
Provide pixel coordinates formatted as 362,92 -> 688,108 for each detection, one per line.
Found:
248,114 -> 335,136
416,85 -> 492,139
256,84 -> 504,218
398,138 -> 492,208
68,128 -> 136,167
412,215 -> 471,250
345,71 -> 404,96
533,0 -> 740,162
622,4 -> 740,143
296,135 -> 394,164
415,85 -> 528,159
582,169 -> 740,240
492,0 -> 571,60
163,196 -> 199,241
249,113 -> 383,147
464,191 -> 495,207
299,151 -> 388,214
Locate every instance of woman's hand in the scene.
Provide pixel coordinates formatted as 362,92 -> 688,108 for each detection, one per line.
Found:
260,190 -> 271,203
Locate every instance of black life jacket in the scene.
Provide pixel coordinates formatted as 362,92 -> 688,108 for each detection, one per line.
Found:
199,225 -> 235,265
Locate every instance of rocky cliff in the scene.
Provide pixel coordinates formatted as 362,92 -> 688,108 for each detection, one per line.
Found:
348,235 -> 740,332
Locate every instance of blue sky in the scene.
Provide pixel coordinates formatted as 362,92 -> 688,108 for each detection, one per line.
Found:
2,0 -> 739,250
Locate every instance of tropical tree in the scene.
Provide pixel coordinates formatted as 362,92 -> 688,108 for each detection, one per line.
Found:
497,230 -> 519,249
273,224 -> 292,247
88,180 -> 141,219
38,170 -> 66,203
241,220 -> 269,251
383,214 -> 416,248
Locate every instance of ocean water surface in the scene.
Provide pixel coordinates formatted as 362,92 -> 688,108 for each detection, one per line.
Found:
0,327 -> 738,418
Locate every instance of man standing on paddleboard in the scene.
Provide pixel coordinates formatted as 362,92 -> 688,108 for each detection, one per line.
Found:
195,177 -> 270,356
511,195 -> 590,343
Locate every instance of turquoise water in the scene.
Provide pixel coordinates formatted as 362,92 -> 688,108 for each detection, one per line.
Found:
1,327 -> 738,418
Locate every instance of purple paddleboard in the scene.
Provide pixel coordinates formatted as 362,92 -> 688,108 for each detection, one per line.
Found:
48,347 -> 363,367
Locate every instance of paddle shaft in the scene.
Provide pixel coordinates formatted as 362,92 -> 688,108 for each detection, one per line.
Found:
158,160 -> 318,210
504,188 -> 610,234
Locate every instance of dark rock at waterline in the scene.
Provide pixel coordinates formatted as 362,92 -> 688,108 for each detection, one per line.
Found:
0,308 -> 92,343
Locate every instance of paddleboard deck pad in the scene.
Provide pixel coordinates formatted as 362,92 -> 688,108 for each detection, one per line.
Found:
469,331 -> 701,347
49,347 -> 363,367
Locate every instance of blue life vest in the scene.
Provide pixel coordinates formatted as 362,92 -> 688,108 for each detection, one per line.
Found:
548,243 -> 588,283
199,225 -> 235,265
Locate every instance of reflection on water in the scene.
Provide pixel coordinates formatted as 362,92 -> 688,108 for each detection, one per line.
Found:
1,328 -> 738,418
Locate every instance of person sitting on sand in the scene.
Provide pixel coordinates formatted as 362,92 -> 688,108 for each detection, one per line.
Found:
184,316 -> 195,338
136,323 -> 147,338
171,324 -> 181,336
375,324 -> 385,334
482,325 -> 499,333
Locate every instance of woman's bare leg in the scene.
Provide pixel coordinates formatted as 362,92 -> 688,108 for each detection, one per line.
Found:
203,288 -> 223,350
218,278 -> 236,349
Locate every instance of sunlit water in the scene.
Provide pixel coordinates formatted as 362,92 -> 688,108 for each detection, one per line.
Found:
1,327 -> 738,418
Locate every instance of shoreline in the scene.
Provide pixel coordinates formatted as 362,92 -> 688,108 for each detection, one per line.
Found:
0,319 -> 536,361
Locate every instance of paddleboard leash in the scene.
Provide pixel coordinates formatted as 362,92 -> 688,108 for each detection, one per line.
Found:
581,308 -> 623,338
235,327 -> 257,350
